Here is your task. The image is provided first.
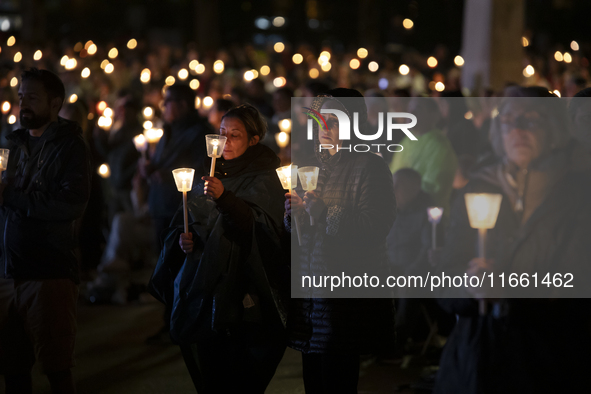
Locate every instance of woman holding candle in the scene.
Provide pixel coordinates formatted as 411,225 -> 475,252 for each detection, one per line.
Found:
434,87 -> 591,393
149,103 -> 289,393
285,89 -> 397,393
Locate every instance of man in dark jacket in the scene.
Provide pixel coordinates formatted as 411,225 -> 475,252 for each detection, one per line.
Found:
0,68 -> 91,394
94,92 -> 142,218
140,83 -> 211,244
140,83 -> 211,343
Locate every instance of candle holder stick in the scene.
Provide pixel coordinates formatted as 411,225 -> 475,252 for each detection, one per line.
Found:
172,168 -> 196,234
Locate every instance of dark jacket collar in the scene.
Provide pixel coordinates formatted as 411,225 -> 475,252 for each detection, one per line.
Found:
7,117 -> 82,146
215,143 -> 280,179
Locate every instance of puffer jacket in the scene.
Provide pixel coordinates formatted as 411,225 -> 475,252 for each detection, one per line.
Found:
435,145 -> 591,393
0,118 -> 91,284
288,150 -> 397,354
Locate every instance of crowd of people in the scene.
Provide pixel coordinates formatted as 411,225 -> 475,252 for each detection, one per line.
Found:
0,31 -> 591,394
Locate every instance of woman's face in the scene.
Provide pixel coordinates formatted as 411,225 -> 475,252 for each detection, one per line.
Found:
220,117 -> 258,160
319,100 -> 346,154
499,103 -> 545,169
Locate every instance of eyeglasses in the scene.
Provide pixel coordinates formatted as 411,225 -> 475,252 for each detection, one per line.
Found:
499,112 -> 545,133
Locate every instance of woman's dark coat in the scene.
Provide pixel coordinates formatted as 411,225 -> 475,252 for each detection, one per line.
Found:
149,144 -> 289,345
435,154 -> 591,393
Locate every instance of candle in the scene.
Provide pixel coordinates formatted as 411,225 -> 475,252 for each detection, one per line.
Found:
464,193 -> 503,315
172,168 -> 196,233
276,164 -> 301,245
427,207 -> 443,250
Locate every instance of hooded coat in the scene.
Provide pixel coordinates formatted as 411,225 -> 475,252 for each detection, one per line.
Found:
0,117 -> 91,284
149,143 -> 289,345
288,91 -> 397,354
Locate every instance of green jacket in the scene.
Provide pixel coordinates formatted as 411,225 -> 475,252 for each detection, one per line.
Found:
390,129 -> 458,215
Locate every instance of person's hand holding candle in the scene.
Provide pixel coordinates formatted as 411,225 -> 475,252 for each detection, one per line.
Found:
179,232 -> 194,254
202,175 -> 225,200
303,190 -> 327,221
285,191 -> 304,217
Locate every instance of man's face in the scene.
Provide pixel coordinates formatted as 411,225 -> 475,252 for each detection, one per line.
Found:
18,80 -> 52,129
499,102 -> 545,169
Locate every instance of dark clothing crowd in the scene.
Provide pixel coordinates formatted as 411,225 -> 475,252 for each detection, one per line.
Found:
1,66 -> 591,394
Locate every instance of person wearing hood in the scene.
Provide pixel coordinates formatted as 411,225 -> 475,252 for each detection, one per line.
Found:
149,104 -> 289,393
434,87 -> 591,393
285,88 -> 396,393
0,68 -> 91,394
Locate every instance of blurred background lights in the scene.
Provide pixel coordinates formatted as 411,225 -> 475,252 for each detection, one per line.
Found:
140,69 -> 151,83
65,58 -> 77,70
274,42 -> 285,53
273,16 -> 285,27
273,77 -> 286,87
260,65 -> 270,75
178,68 -> 189,80
399,64 -> 410,75
213,60 -> 224,73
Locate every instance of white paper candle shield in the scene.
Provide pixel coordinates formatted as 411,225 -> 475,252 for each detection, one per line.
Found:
172,168 -> 195,192
0,149 -> 9,171
133,134 -> 148,153
427,207 -> 443,224
206,135 -> 227,158
276,164 -> 298,191
297,166 -> 319,191
144,128 -> 164,144
464,193 -> 503,229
